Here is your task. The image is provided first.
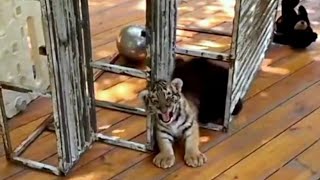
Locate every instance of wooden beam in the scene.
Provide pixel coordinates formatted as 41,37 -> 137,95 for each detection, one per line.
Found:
145,0 -> 178,150
40,0 -> 96,174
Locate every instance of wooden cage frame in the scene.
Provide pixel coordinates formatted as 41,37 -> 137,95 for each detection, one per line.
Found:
92,0 -> 280,130
0,0 -> 279,176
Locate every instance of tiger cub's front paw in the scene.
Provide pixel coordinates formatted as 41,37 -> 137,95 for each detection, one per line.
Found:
184,151 -> 207,167
153,152 -> 175,169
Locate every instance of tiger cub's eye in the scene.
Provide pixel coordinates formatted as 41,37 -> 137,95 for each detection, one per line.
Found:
151,98 -> 159,104
173,95 -> 179,102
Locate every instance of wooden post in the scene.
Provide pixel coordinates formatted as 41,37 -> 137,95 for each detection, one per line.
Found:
40,0 -> 96,174
145,0 -> 178,149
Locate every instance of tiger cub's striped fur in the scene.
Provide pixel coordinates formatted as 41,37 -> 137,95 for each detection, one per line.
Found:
139,78 -> 207,169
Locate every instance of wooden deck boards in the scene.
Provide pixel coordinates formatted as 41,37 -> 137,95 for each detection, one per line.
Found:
1,0 -> 320,179
90,0 -> 232,60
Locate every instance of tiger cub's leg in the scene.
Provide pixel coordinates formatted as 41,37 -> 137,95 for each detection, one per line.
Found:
153,131 -> 175,169
184,122 -> 207,167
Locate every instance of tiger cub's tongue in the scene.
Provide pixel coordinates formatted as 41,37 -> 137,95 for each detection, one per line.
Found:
162,111 -> 173,123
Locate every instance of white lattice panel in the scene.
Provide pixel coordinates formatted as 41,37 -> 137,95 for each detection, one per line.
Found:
229,0 -> 279,119
0,0 -> 49,117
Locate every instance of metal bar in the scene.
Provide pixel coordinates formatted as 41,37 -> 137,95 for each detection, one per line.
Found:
14,114 -> 53,156
12,156 -> 61,176
146,0 -> 178,150
96,99 -> 228,131
95,100 -> 146,116
90,61 -> 149,79
92,52 -> 120,81
109,52 -> 120,64
224,66 -> 235,128
0,88 -> 13,159
75,0 -> 89,148
81,0 -> 98,136
199,123 -> 225,131
96,133 -> 149,152
229,0 -> 241,59
177,25 -> 232,37
0,81 -> 33,93
175,47 -> 230,61
0,81 -> 51,95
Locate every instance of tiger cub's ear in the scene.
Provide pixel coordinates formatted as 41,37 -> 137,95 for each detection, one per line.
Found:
171,78 -> 183,92
139,90 -> 149,103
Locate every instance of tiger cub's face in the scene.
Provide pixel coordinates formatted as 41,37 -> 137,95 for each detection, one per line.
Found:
139,78 -> 183,124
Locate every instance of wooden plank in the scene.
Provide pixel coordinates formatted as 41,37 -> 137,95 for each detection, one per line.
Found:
267,140 -> 320,180
8,97 -> 52,130
0,116 -> 50,157
88,0 -> 133,15
0,72 -> 144,176
1,75 -> 145,178
177,34 -> 231,53
26,128 -> 219,179
0,109 -> 134,179
154,83 -> 320,180
65,130 -> 220,180
94,73 -> 131,91
90,3 -> 145,36
6,113 -> 147,179
92,19 -> 144,48
91,28 -> 230,61
232,61 -> 320,130
90,0 -> 233,56
66,135 -> 149,179
29,49 -> 318,179
246,50 -> 317,100
8,116 -> 51,150
90,0 -> 229,36
215,108 -> 320,179
0,98 -> 52,157
109,65 -> 320,179
2,0 -> 319,178
0,133 -> 53,179
95,78 -> 146,107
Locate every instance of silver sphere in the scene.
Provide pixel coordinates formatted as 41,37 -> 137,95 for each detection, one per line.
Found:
116,25 -> 147,63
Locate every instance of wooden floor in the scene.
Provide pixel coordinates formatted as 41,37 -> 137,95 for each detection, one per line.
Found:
1,0 -> 320,179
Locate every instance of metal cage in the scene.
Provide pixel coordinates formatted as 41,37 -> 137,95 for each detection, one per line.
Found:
0,0 -> 279,176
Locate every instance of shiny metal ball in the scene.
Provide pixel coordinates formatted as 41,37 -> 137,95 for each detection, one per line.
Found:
116,25 -> 147,63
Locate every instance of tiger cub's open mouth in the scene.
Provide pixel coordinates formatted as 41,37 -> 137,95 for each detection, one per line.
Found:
158,111 -> 174,124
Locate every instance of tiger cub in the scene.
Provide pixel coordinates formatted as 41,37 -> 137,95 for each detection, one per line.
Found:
139,78 -> 207,169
